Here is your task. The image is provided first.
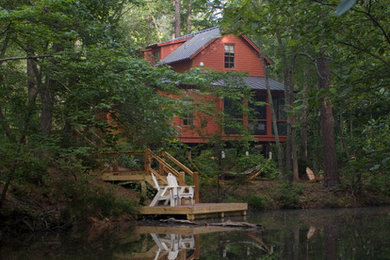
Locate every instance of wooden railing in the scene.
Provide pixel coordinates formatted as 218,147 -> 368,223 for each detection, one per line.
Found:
101,149 -> 199,203
145,149 -> 199,203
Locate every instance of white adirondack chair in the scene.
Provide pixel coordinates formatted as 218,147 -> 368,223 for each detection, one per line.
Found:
166,173 -> 194,206
149,173 -> 173,207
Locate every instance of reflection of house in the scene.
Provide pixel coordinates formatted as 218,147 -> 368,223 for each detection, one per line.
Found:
144,27 -> 286,147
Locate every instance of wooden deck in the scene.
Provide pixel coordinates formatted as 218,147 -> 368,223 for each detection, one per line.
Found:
140,203 -> 248,220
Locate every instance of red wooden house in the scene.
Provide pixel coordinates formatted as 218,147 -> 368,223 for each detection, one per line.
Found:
144,27 -> 286,147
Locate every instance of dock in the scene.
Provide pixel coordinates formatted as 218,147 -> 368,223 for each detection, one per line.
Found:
140,203 -> 248,220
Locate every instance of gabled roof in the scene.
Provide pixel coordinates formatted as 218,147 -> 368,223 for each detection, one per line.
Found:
161,27 -> 221,64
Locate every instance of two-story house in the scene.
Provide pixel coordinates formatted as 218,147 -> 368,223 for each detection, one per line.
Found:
144,27 -> 286,149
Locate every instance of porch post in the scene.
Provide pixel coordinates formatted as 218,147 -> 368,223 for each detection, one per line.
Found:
193,171 -> 199,203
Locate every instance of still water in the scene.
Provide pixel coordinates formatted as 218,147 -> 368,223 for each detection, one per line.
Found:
1,207 -> 390,259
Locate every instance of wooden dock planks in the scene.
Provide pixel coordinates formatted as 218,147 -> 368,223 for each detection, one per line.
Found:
140,203 -> 248,220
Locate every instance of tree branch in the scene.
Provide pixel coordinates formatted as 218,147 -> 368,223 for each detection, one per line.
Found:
0,54 -> 55,62
350,7 -> 390,46
337,40 -> 390,69
294,52 -> 326,80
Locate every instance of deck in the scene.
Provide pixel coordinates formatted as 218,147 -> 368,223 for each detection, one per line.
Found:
140,203 -> 248,220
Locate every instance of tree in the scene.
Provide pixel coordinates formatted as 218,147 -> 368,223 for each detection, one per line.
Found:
0,0 -> 195,208
174,0 -> 181,37
222,0 -> 389,189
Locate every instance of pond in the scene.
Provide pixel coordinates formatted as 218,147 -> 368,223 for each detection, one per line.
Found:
1,207 -> 390,259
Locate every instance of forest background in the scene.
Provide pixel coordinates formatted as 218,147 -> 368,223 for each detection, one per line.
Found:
0,0 -> 389,232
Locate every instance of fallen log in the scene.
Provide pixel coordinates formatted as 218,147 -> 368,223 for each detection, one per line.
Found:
158,218 -> 262,229
207,220 -> 263,229
160,217 -> 197,225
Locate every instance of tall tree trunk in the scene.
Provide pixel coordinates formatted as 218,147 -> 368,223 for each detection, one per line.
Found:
27,50 -> 37,102
186,0 -> 192,34
289,56 -> 299,182
317,55 -> 339,188
275,31 -> 289,177
258,37 -> 283,173
174,0 -> 181,38
40,44 -> 61,135
40,77 -> 54,135
301,68 -> 309,162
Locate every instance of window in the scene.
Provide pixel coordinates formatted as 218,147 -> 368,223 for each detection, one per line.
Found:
272,96 -> 287,136
224,97 -> 243,135
249,95 -> 267,119
224,44 -> 235,68
224,97 -> 242,119
272,96 -> 287,120
153,50 -> 160,64
249,121 -> 267,135
249,95 -> 267,135
182,100 -> 194,126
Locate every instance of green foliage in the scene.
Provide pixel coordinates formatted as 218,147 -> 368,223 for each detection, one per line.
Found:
193,149 -> 219,184
233,154 -> 279,179
342,115 -> 390,196
245,194 -> 273,210
118,154 -> 142,170
274,182 -> 304,209
59,179 -> 138,221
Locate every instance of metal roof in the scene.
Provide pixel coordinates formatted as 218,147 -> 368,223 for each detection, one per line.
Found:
213,76 -> 284,91
161,27 -> 221,64
243,76 -> 284,91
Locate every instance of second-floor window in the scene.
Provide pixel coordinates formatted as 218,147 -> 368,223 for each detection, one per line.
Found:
224,44 -> 235,68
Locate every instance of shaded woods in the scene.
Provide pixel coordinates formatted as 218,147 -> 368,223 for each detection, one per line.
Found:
0,0 -> 389,233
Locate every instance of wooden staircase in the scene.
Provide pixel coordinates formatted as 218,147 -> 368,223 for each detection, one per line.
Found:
100,149 -> 199,203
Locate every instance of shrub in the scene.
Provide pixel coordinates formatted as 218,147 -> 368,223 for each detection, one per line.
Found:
59,179 -> 138,222
245,194 -> 273,210
273,182 -> 304,209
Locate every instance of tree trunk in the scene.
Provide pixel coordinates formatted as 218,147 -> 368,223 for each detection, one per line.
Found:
258,36 -> 283,173
276,31 -> 289,176
40,77 -> 54,135
301,68 -> 309,162
174,0 -> 181,38
317,55 -> 339,188
27,50 -> 37,102
40,44 -> 61,135
288,56 -> 299,182
186,0 -> 192,34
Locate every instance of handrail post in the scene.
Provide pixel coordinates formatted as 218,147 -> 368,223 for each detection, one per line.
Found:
158,162 -> 164,176
144,149 -> 151,175
193,171 -> 199,204
178,171 -> 185,185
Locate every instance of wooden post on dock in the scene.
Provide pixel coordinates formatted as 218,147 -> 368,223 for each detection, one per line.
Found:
179,171 -> 185,185
193,171 -> 199,203
140,180 -> 146,198
144,149 -> 151,175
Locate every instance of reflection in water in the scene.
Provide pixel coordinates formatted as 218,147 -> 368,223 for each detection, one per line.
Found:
1,207 -> 390,259
150,233 -> 194,260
